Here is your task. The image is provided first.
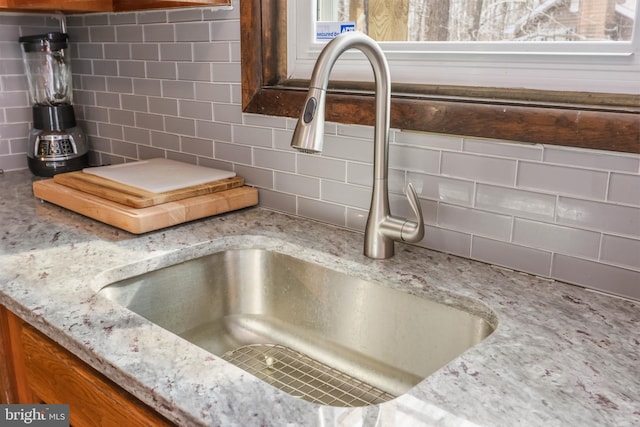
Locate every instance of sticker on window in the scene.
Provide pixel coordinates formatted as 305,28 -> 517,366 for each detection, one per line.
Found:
316,22 -> 356,41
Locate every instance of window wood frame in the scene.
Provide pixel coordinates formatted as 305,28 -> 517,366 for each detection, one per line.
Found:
241,0 -> 639,154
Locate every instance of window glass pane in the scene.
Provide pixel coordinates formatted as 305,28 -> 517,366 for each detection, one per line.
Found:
316,0 -> 636,42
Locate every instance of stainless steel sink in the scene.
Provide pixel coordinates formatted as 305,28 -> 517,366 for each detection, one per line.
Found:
98,248 -> 495,407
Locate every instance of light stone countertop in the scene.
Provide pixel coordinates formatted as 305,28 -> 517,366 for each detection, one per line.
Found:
1,169 -> 638,427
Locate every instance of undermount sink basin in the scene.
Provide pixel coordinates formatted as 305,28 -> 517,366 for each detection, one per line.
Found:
98,248 -> 496,407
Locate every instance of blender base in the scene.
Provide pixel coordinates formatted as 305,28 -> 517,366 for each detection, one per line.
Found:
28,154 -> 89,178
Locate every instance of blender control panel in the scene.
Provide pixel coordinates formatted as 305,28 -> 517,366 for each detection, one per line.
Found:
35,134 -> 77,157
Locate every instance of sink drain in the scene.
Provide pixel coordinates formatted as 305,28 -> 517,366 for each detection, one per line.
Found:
221,344 -> 395,407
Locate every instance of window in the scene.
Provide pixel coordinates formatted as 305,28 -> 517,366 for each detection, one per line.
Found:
241,0 -> 640,153
289,1 -> 639,94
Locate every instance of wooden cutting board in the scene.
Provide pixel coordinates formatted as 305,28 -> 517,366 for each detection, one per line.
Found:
53,171 -> 245,208
33,179 -> 258,234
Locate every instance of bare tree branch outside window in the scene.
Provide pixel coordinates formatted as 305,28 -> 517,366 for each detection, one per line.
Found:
321,0 -> 635,42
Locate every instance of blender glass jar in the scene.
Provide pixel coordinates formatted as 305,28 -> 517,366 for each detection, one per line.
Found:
19,32 -> 73,106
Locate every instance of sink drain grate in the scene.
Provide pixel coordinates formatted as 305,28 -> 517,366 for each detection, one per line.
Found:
221,344 -> 395,407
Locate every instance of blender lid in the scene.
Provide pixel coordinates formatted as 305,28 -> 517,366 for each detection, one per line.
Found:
19,32 -> 69,52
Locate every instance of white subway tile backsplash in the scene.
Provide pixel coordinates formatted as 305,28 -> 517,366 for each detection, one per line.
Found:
106,77 -> 134,94
178,63 -> 212,82
394,131 -> 463,151
557,197 -> 640,237
442,151 -> 517,185
552,255 -> 640,300
600,234 -> 640,270
438,204 -> 512,241
160,43 -> 193,61
211,62 -> 241,83
258,189 -> 297,214
133,78 -> 160,96
517,161 -> 608,199
148,97 -> 178,116
92,60 -> 118,76
254,148 -> 295,172
89,26 -> 115,42
116,25 -> 144,42
151,131 -> 179,150
131,43 -> 159,60
275,172 -> 319,198
180,136 -> 214,157
346,207 -> 368,230
244,114 -> 289,130
108,109 -> 134,126
81,75 -> 107,91
213,103 -> 243,124
347,162 -> 374,186
389,144 -> 440,174
232,124 -> 273,148
0,91 -> 27,108
104,43 -> 131,60
0,123 -> 31,139
197,121 -> 231,142
134,112 -> 164,131
410,172 -> 474,207
123,127 -> 150,145
168,8 -> 203,22
121,94 -> 147,112
179,100 -> 212,121
215,141 -> 250,164
297,197 -> 346,227
463,138 -> 542,161
138,145 -> 164,160
78,43 -> 104,59
112,140 -> 137,158
176,22 -> 210,42
194,82 -> 231,103
476,184 -> 556,221
162,80 -> 194,99
297,155 -> 346,181
472,237 -> 552,277
143,24 -> 175,42
210,20 -> 241,42
336,124 -> 374,139
146,61 -> 177,80
608,173 -> 640,206
322,181 -> 371,210
5,107 -> 30,123
110,13 -> 136,26
512,218 -> 601,259
194,43 -> 230,62
323,134 -> 373,163
165,116 -> 195,136
234,165 -> 274,189
84,106 -> 110,123
137,10 -> 167,24
119,61 -> 146,78
422,226 -> 471,258
543,145 -> 640,173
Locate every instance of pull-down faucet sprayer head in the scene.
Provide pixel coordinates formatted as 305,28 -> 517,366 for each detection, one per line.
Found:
291,87 -> 327,154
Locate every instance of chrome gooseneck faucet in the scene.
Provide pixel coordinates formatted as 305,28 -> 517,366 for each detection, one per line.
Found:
291,31 -> 425,259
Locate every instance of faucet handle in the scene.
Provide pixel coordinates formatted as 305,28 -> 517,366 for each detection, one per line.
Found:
401,182 -> 425,243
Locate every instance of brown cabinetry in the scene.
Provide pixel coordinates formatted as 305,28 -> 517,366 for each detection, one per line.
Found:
0,0 -> 230,13
0,306 -> 174,426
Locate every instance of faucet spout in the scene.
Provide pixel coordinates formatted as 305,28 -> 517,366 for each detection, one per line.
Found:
291,32 -> 425,259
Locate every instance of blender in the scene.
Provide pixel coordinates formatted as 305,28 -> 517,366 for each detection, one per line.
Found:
19,32 -> 88,177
